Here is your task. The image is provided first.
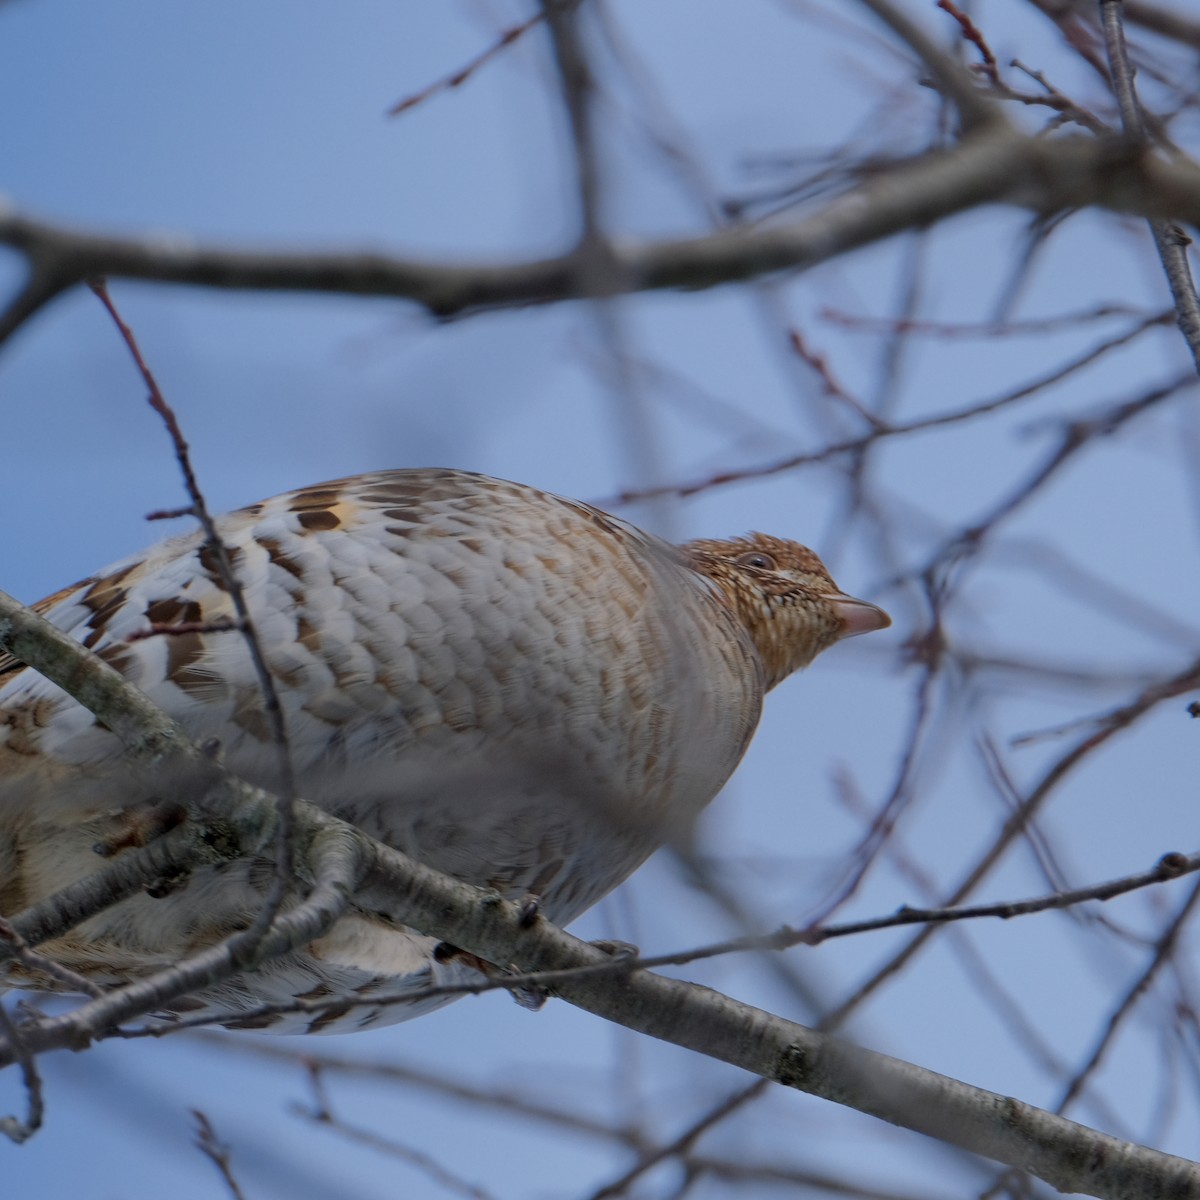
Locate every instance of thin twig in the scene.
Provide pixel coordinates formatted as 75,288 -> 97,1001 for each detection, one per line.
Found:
88,281 -> 299,941
295,1066 -> 500,1200
821,301 -> 1155,338
586,1080 -> 768,1200
109,843 -> 1200,1037
387,10 -> 546,116
0,917 -> 103,997
192,1110 -> 248,1200
197,1036 -> 645,1144
912,374 -> 1194,586
803,661 -> 940,926
787,328 -> 884,427
607,314 -> 1175,507
0,1004 -> 43,1144
1098,0 -> 1200,371
1055,876 -> 1200,1113
855,0 -> 1001,132
820,652 -> 1200,1030
5,824 -> 359,1055
195,1035 -> 971,1199
937,0 -> 1000,84
1007,58 -> 1110,134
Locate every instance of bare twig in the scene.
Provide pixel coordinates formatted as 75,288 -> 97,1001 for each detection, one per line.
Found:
937,0 -> 1000,84
569,848 -> 1200,980
1098,0 -> 1200,371
1007,58 -> 1111,134
0,1004 -> 43,1144
1056,875 -> 1200,1113
295,1066 -> 498,1200
0,917 -> 103,997
586,1080 -> 768,1200
821,652 -> 1200,1030
192,1110 -> 248,1200
197,1036 -> 644,1143
1119,0 -> 1200,46
607,314 -> 1175,507
787,328 -> 884,427
855,0 -> 1001,132
89,281 -> 299,940
5,824 -> 358,1054
106,837 -> 1200,1037
914,374 -> 1193,583
196,1035 -> 972,1199
387,10 -> 546,116
821,302 -> 1157,337
803,662 -> 940,925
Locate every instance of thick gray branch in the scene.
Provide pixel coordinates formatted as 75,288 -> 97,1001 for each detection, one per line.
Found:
2,133 -> 1200,346
355,840 -> 1200,1199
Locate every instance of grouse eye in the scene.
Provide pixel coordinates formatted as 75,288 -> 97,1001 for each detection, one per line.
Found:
735,551 -> 776,571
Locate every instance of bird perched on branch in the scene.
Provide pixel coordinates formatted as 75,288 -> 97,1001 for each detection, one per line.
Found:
0,469 -> 888,1033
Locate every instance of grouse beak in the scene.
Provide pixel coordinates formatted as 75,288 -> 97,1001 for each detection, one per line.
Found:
829,593 -> 891,639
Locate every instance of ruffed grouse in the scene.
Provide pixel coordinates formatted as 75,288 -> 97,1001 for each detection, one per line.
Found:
0,469 -> 888,1033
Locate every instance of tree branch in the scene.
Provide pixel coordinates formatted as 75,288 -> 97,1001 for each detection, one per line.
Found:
856,0 -> 1001,132
1099,0 -> 1200,371
2,132 -> 1200,345
6,824 -> 358,1058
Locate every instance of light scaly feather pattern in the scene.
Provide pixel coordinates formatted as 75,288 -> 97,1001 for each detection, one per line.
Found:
0,469 -> 888,1033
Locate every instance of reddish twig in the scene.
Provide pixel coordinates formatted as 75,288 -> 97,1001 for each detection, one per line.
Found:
192,1110 -> 247,1200
788,328 -> 882,426
387,11 -> 546,116
87,281 -> 299,941
937,0 -> 999,83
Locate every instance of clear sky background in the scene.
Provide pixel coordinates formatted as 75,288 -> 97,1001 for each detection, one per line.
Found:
1,3 -> 1198,1198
